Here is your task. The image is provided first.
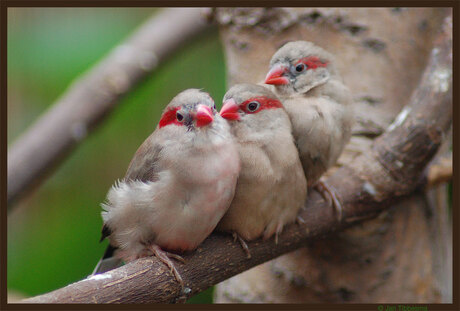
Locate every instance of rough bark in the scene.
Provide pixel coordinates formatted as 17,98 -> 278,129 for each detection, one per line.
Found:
7,8 -> 211,209
214,7 -> 452,303
21,9 -> 452,303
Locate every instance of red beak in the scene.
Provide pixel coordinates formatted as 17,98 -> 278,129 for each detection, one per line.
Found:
220,99 -> 240,121
195,104 -> 214,127
264,64 -> 289,85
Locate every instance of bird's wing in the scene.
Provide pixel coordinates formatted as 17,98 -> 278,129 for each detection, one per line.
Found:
94,134 -> 164,275
124,135 -> 164,183
99,135 -> 164,240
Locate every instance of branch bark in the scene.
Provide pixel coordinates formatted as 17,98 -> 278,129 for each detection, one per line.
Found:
215,8 -> 452,303
426,153 -> 452,188
7,8 -> 211,209
22,14 -> 452,303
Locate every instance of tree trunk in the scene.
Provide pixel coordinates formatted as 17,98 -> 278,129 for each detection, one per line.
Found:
213,7 -> 452,303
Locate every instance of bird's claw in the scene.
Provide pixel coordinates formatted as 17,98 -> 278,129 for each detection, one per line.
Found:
296,215 -> 306,225
274,223 -> 284,245
232,232 -> 251,259
164,251 -> 186,264
150,245 -> 185,289
314,180 -> 343,222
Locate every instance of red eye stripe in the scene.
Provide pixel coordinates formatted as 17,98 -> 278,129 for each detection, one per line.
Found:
241,96 -> 283,114
296,56 -> 328,70
158,107 -> 183,128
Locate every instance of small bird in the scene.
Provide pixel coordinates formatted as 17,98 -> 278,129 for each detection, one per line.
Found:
264,41 -> 354,220
216,83 -> 307,256
93,89 -> 240,287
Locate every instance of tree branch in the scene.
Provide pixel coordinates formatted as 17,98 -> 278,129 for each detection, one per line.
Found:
7,8 -> 211,209
21,14 -> 452,304
426,152 -> 452,188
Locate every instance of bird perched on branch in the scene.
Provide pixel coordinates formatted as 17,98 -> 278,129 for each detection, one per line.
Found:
93,89 -> 240,287
264,41 -> 354,220
216,83 -> 307,257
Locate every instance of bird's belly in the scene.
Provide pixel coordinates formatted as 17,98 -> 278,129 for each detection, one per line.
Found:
154,148 -> 239,252
153,185 -> 235,252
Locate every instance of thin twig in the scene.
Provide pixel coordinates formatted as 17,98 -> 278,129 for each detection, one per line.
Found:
7,8 -> 212,209
21,14 -> 452,304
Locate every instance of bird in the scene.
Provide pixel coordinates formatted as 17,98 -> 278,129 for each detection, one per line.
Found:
93,89 -> 240,287
216,83 -> 307,257
264,41 -> 354,220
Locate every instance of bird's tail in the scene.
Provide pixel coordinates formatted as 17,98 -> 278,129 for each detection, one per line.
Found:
91,244 -> 124,275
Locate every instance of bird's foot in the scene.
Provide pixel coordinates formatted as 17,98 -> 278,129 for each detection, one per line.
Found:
149,244 -> 184,288
163,251 -> 186,264
232,232 -> 251,259
314,179 -> 343,222
274,223 -> 284,245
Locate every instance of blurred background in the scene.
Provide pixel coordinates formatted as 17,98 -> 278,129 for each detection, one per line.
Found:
7,8 -> 223,303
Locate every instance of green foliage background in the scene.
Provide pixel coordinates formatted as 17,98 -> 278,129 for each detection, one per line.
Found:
7,8 -> 226,303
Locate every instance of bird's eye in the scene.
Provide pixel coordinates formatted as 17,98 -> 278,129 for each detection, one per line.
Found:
247,101 -> 260,112
176,111 -> 184,122
295,63 -> 307,72
213,104 -> 216,110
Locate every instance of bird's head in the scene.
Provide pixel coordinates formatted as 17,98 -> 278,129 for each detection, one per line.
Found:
265,41 -> 335,95
220,84 -> 288,140
158,89 -> 216,131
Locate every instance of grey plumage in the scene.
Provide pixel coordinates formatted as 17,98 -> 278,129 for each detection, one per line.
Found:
216,83 -> 307,241
94,89 -> 239,275
265,41 -> 354,186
